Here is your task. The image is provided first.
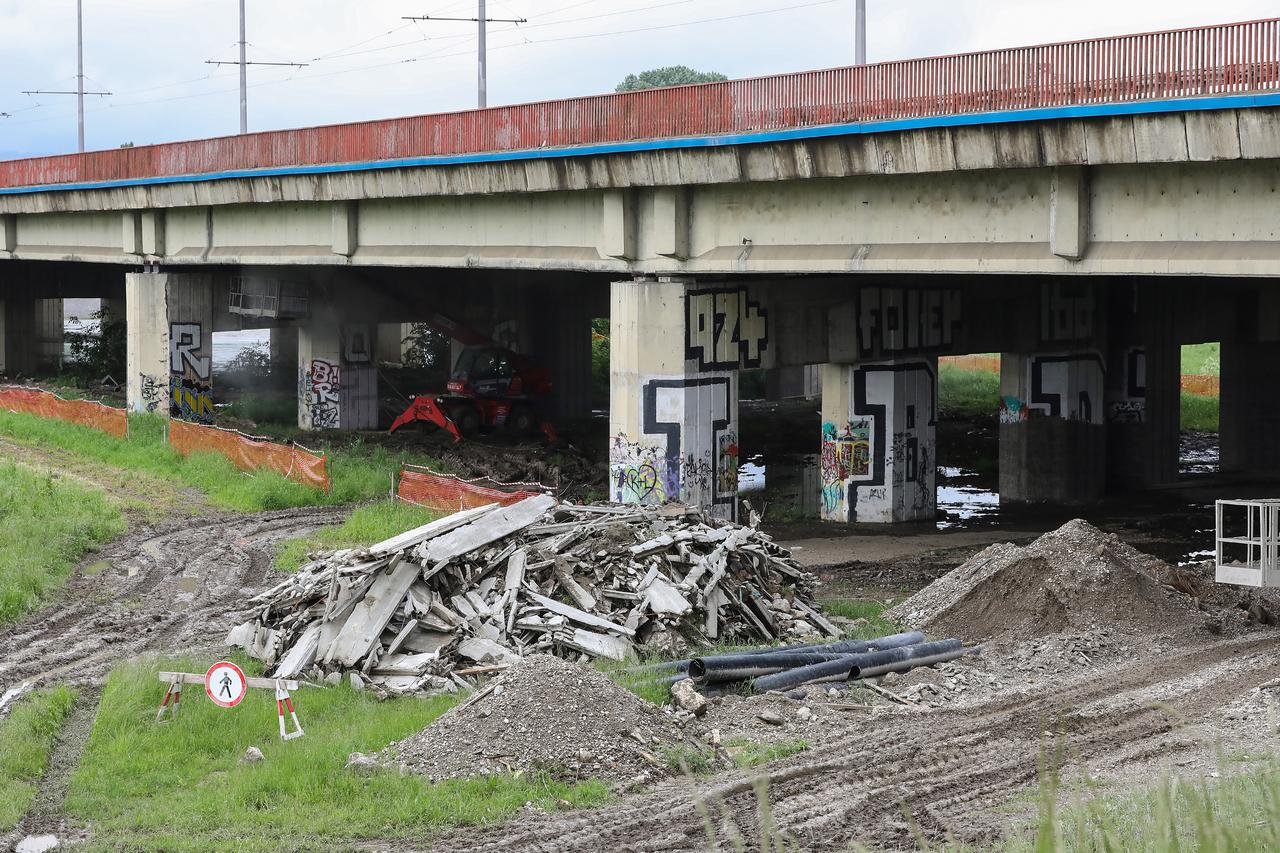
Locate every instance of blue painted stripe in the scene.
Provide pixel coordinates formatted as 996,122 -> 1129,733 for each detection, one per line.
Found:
3,91 -> 1279,197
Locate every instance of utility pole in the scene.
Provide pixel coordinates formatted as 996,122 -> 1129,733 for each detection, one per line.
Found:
855,0 -> 866,65
403,4 -> 528,109
21,0 -> 111,153
77,0 -> 85,149
207,1 -> 308,135
239,0 -> 245,131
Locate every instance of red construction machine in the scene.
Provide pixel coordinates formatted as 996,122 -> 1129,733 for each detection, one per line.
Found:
388,314 -> 557,443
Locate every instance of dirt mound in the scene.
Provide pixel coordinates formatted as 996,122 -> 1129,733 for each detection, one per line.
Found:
392,654 -> 708,785
886,519 -> 1204,643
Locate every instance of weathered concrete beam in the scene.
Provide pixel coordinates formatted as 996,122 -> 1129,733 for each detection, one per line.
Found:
650,187 -> 689,260
0,214 -> 14,253
601,190 -> 636,260
1049,166 -> 1089,261
1,108 -> 1276,216
332,201 -> 357,257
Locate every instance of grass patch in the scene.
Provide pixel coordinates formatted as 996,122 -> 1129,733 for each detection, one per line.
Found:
0,460 -> 126,624
0,410 -> 442,513
1181,392 -> 1219,432
65,657 -> 608,852
1182,342 -> 1220,376
725,737 -> 808,769
1001,761 -> 1280,853
818,598 -> 901,640
939,364 -> 999,421
661,742 -> 720,776
274,500 -> 441,572
0,686 -> 77,832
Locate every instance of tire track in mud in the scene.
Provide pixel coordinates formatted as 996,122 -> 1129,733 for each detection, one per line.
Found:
427,634 -> 1280,853
0,506 -> 346,698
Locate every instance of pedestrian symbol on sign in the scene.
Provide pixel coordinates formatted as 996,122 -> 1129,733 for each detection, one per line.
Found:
204,661 -> 247,709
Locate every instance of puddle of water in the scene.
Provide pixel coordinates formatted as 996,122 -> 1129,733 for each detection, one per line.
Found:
738,455 -> 766,493
82,559 -> 112,577
936,467 -> 1001,530
1180,432 -> 1219,476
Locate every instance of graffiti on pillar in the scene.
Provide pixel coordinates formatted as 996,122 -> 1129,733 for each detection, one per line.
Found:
1040,282 -> 1095,344
610,436 -> 672,505
304,358 -> 341,429
999,395 -> 1029,424
685,287 -> 768,370
168,323 -> 213,423
819,418 -> 873,520
855,287 -> 962,360
1027,353 -> 1104,424
821,362 -> 936,524
138,373 -> 162,413
1107,347 -> 1147,424
609,373 -> 737,517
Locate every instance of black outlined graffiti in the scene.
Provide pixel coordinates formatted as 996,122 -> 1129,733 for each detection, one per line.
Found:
684,287 -> 768,371
856,287 -> 962,359
1030,353 -> 1105,422
641,374 -> 736,511
168,323 -> 213,423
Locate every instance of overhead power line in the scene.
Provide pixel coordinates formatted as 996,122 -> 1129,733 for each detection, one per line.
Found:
19,0 -> 110,152
404,3 -> 528,109
205,0 -> 308,134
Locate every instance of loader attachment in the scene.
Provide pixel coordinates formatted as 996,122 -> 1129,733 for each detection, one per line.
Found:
389,396 -> 463,442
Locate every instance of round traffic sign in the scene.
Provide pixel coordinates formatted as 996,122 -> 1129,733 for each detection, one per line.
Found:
204,661 -> 247,709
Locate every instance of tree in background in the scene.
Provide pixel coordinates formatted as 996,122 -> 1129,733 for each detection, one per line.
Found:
616,65 -> 727,92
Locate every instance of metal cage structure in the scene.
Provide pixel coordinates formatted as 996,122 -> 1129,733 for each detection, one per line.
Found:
228,276 -> 310,319
1215,499 -> 1280,587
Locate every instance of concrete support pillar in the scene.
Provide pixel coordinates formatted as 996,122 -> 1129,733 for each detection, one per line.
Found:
610,277 -> 766,519
298,320 -> 378,430
819,359 -> 937,524
126,272 -> 215,420
999,351 -> 1106,503
1104,285 -> 1180,491
270,325 -> 298,390
1221,341 -> 1280,474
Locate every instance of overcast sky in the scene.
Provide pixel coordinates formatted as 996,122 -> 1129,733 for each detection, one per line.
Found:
0,0 -> 1276,160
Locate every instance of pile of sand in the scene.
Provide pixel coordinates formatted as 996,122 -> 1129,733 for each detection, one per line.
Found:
886,519 -> 1205,644
392,654 -> 708,784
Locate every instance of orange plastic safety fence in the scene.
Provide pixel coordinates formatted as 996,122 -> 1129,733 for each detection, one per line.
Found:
0,386 -> 127,439
397,468 -> 542,513
1181,374 -> 1220,397
940,355 -> 1001,375
169,419 -> 330,492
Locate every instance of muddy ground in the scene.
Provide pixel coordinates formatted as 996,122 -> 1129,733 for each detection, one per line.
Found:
4,399 -> 1280,851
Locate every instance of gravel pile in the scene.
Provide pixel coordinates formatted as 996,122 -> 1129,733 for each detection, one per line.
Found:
391,654 -> 709,785
886,519 -> 1200,644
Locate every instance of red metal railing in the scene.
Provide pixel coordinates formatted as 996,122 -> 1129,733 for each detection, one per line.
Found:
2,18 -> 1278,191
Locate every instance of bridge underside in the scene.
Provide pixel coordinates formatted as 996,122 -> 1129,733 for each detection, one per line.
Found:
2,106 -> 1279,521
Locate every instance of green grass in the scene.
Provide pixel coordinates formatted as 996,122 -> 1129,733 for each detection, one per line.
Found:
274,500 -> 441,572
1182,393 -> 1219,432
0,460 -> 126,624
1182,342 -> 1220,376
219,394 -> 300,426
0,686 -> 77,832
996,761 -> 1280,853
725,737 -> 808,769
0,409 -> 441,513
65,657 -> 609,852
939,364 -> 1000,420
818,598 -> 901,640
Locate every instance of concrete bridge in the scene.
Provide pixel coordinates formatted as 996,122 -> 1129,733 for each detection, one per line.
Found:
2,17 -> 1280,522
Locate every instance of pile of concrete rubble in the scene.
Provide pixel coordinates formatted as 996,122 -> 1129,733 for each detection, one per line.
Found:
227,496 -> 839,693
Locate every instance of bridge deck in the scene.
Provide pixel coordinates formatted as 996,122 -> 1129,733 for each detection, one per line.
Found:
1,17 -> 1278,194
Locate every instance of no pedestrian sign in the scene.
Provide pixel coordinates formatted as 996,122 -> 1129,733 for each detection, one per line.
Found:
204,661 -> 247,708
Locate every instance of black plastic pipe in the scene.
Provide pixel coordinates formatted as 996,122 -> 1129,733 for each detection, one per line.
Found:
749,640 -> 962,693
687,631 -> 925,682
852,646 -> 980,679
